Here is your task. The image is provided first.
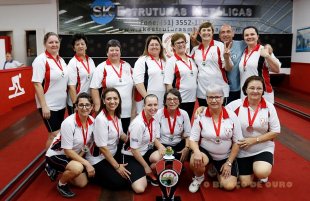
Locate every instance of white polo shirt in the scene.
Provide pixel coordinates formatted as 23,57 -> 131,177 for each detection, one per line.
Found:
122,111 -> 160,156
164,53 -> 198,103
32,51 -> 68,110
190,107 -> 243,161
46,113 -> 94,157
133,55 -> 166,112
87,110 -> 124,165
3,60 -> 23,69
67,55 -> 96,106
90,59 -> 134,118
239,44 -> 281,103
191,40 -> 230,98
156,108 -> 191,146
226,97 -> 281,158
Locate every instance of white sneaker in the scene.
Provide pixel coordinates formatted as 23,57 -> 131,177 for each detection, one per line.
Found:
207,165 -> 217,178
189,176 -> 204,193
260,177 -> 268,183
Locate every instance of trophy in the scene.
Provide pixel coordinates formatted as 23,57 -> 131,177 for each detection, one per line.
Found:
156,147 -> 182,201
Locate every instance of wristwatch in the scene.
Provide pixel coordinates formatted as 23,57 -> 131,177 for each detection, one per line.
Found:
226,160 -> 232,167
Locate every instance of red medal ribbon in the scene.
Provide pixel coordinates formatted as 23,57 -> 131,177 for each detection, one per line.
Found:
107,59 -> 123,80
209,107 -> 223,138
247,103 -> 261,128
243,44 -> 260,70
142,110 -> 153,143
45,50 -> 64,73
164,108 -> 180,136
75,54 -> 90,75
149,54 -> 163,71
201,40 -> 214,62
174,53 -> 192,72
75,113 -> 88,146
103,109 -> 120,137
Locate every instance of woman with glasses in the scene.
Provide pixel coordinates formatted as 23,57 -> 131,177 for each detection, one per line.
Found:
90,39 -> 134,133
191,22 -> 233,106
133,35 -> 166,113
45,92 -> 95,198
156,88 -> 191,162
239,26 -> 281,103
86,88 -> 142,192
32,32 -> 68,149
67,33 -> 96,115
226,76 -> 280,187
188,84 -> 242,193
164,33 -> 198,119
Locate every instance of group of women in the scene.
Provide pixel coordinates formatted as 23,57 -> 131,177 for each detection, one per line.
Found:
31,20 -> 281,198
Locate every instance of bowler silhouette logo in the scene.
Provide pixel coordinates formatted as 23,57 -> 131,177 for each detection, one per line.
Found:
8,73 -> 25,99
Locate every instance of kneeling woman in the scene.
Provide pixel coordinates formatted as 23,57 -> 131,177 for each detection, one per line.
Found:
46,92 -> 95,198
189,84 -> 243,193
87,88 -> 135,191
226,76 -> 280,187
122,94 -> 166,191
157,88 -> 191,162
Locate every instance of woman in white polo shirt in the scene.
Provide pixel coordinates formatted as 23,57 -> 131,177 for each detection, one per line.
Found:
188,84 -> 242,193
226,76 -> 280,187
164,33 -> 198,119
191,22 -> 233,106
133,35 -> 166,113
90,39 -> 134,133
46,92 -> 95,198
32,32 -> 68,149
122,94 -> 166,190
239,26 -> 281,103
156,88 -> 191,162
87,87 -> 145,192
67,33 -> 96,115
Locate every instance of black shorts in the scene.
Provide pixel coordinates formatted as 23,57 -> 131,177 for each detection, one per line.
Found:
199,147 -> 238,177
39,108 -> 65,132
143,147 -> 156,166
92,159 -> 129,189
67,105 -> 75,116
122,154 -> 146,184
162,139 -> 186,161
237,152 -> 274,176
46,155 -> 71,172
180,102 -> 195,120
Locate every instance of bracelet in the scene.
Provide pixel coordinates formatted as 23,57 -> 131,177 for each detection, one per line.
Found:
115,164 -> 121,170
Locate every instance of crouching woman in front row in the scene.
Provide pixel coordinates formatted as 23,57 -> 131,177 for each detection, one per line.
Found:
87,88 -> 144,193
45,92 -> 95,198
188,84 -> 243,193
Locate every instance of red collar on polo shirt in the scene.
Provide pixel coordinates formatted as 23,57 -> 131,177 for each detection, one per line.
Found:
163,107 -> 181,118
106,59 -> 125,65
205,106 -> 230,119
197,40 -> 215,50
75,54 -> 89,62
242,97 -> 267,108
75,112 -> 94,127
174,53 -> 193,60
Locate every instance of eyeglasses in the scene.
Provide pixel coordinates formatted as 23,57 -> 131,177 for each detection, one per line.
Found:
207,96 -> 222,101
247,87 -> 263,91
166,97 -> 179,102
77,104 -> 92,109
175,41 -> 186,46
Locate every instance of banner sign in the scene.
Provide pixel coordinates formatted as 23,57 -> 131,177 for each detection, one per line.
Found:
59,0 -> 292,34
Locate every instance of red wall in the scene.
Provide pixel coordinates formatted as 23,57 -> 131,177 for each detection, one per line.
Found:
0,67 -> 35,115
290,62 -> 310,95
